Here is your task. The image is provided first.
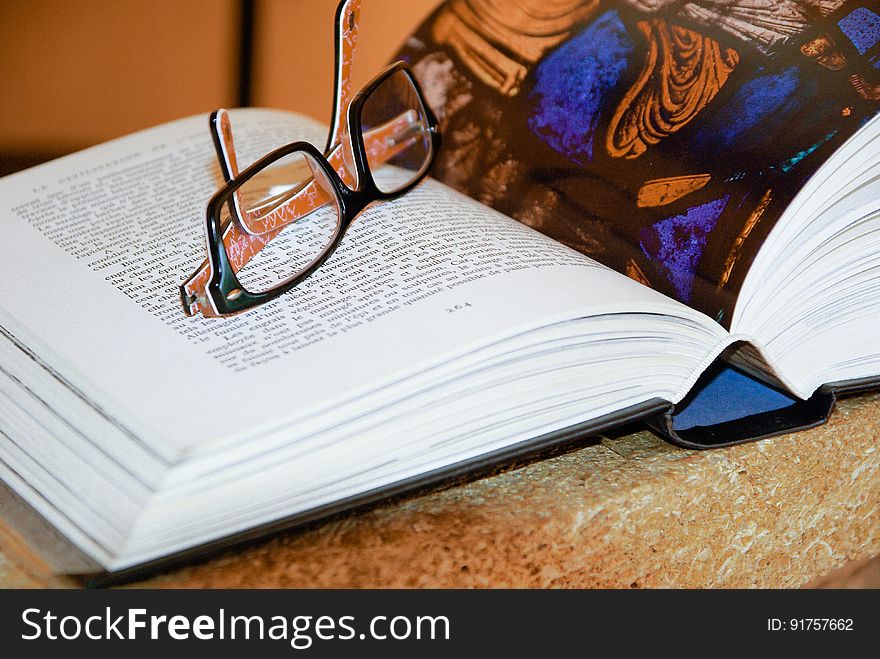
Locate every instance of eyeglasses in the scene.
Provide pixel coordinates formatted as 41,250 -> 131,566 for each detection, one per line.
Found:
180,0 -> 440,317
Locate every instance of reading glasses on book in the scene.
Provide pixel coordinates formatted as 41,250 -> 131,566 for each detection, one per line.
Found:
180,0 -> 440,317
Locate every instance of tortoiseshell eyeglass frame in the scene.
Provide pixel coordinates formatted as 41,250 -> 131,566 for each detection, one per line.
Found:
180,0 -> 440,317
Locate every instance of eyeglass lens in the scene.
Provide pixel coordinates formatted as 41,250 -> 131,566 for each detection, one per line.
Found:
360,69 -> 433,195
231,150 -> 342,296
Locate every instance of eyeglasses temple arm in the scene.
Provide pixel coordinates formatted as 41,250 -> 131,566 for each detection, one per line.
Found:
325,0 -> 362,154
209,108 -> 252,232
205,0 -> 360,203
209,109 -> 241,182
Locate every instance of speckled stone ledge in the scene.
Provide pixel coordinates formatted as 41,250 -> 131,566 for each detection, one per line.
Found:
2,393 -> 879,588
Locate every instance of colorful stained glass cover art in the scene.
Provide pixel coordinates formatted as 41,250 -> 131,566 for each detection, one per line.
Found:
396,0 -> 880,326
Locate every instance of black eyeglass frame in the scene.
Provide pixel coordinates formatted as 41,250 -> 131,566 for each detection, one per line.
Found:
197,62 -> 440,316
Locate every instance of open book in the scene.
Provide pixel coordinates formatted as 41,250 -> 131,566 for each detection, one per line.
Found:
1,107 -> 877,580
3,10 -> 880,580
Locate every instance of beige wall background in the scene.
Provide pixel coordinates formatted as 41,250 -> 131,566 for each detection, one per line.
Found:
0,0 -> 440,155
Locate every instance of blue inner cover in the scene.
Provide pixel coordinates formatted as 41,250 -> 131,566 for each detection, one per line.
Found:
672,363 -> 800,431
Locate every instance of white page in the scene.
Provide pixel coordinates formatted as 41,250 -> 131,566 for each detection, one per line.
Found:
0,109 -> 721,464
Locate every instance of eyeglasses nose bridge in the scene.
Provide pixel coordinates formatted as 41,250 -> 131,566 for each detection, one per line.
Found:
305,152 -> 335,198
339,129 -> 360,189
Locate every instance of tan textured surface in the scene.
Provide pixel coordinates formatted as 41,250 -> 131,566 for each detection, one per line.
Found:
1,392 -> 878,588
0,551 -> 44,588
806,553 -> 880,588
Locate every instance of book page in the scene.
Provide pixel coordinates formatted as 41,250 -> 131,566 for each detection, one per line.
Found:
0,109 -> 720,459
